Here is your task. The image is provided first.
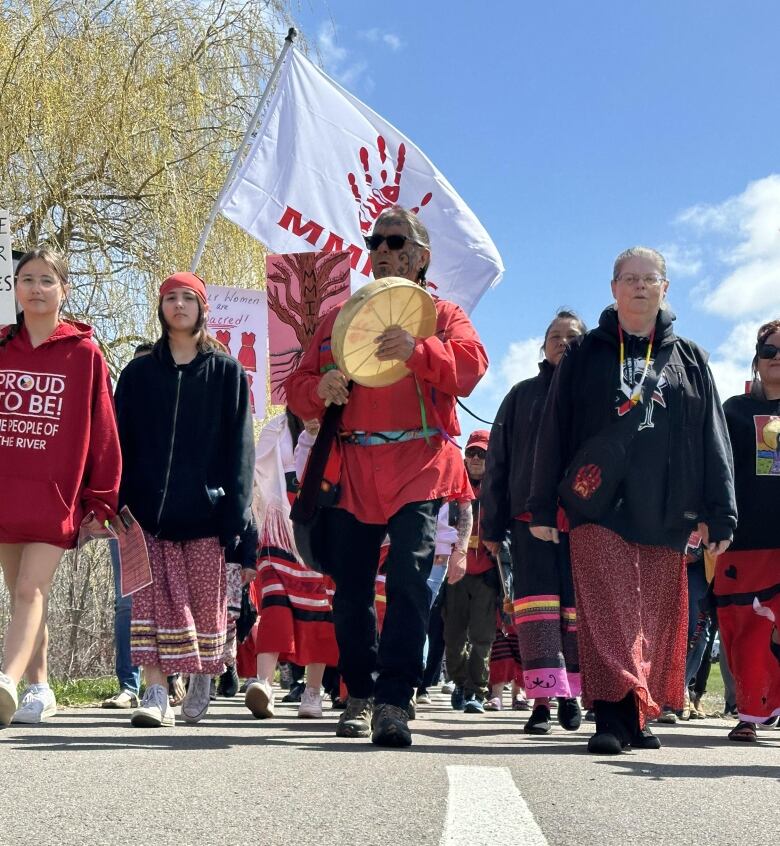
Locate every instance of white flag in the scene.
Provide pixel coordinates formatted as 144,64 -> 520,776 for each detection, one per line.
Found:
220,48 -> 503,314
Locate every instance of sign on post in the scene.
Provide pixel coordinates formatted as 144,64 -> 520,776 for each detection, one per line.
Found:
0,209 -> 15,326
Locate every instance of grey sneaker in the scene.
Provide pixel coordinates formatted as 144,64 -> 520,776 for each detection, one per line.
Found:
335,697 -> 373,738
131,684 -> 175,728
12,686 -> 57,724
181,673 -> 212,723
0,674 -> 19,726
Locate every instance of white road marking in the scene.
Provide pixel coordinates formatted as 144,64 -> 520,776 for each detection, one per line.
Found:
441,765 -> 549,846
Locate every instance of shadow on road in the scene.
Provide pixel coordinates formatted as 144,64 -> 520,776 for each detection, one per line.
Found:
598,759 -> 780,781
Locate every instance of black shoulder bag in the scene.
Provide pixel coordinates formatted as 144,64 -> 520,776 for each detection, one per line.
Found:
290,395 -> 348,572
557,342 -> 674,522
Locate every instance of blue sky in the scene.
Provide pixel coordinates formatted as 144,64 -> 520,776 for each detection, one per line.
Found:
283,0 -> 780,440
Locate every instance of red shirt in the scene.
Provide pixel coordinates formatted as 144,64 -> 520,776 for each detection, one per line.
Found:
285,295 -> 488,524
0,321 -> 121,548
467,480 -> 495,575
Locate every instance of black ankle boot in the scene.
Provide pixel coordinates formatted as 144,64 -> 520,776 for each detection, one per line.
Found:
588,700 -> 631,754
557,697 -> 582,731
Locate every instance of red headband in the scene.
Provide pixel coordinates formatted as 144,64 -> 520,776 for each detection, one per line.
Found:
159,272 -> 207,303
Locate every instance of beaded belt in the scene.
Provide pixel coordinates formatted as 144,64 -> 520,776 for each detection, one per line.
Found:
339,428 -> 438,447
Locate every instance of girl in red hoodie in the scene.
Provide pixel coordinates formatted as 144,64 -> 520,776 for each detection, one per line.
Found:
0,248 -> 121,726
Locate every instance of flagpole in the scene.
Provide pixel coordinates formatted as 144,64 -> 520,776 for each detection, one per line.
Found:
190,27 -> 297,273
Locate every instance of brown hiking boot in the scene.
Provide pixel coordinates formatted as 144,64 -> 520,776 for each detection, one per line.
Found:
335,697 -> 372,738
371,703 -> 412,747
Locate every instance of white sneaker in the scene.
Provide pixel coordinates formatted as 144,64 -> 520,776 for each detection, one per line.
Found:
181,673 -> 212,724
245,679 -> 275,719
298,687 -> 323,719
0,673 -> 18,726
12,686 -> 57,724
131,683 -> 175,728
441,681 -> 455,694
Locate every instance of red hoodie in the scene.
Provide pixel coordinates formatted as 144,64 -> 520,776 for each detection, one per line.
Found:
0,321 -> 121,548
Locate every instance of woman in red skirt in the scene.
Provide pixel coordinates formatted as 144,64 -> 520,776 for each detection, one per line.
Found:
244,412 -> 338,720
528,247 -> 737,754
715,320 -> 780,741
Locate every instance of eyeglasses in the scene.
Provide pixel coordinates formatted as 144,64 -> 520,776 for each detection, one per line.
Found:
758,343 -> 780,360
616,273 -> 665,287
465,448 -> 487,459
364,233 -> 424,251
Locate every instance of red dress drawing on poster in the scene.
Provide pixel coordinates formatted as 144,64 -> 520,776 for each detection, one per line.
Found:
238,331 -> 256,372
216,329 -> 232,356
247,374 -> 256,415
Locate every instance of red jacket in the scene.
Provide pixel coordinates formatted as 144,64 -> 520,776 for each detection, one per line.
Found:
0,321 -> 121,548
285,296 -> 488,524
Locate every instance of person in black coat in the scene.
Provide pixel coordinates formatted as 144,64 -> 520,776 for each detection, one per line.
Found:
482,310 -> 586,735
528,247 -> 736,755
115,272 -> 254,730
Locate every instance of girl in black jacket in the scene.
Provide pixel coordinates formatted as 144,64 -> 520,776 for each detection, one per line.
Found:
115,272 -> 254,729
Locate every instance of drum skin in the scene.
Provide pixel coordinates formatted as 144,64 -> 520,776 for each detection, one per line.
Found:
331,277 -> 437,387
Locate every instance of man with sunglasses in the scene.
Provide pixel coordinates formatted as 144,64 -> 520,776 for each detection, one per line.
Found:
285,206 -> 488,747
443,430 -> 507,716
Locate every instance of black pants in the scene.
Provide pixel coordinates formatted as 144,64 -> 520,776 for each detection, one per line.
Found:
323,499 -> 440,708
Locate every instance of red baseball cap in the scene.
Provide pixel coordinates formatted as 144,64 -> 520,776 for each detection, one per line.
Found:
159,272 -> 207,303
465,430 -> 490,451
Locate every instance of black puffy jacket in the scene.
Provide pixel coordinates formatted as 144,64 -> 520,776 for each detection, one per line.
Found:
528,306 -> 737,549
481,360 -> 554,541
115,339 -> 254,544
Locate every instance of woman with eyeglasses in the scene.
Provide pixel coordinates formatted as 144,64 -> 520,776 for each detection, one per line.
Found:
528,246 -> 736,754
481,309 -> 586,735
713,320 -> 780,742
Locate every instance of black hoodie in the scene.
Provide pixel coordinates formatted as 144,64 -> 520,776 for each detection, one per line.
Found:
115,339 -> 254,544
481,359 -> 555,541
528,306 -> 736,551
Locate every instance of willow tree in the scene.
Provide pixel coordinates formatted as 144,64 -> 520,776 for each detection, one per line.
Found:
0,0 -> 295,374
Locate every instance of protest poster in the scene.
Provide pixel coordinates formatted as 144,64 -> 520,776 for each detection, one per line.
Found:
266,249 -> 351,403
206,285 -> 267,418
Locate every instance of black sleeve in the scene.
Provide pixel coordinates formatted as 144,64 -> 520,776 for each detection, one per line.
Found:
226,514 -> 259,569
481,386 -> 516,541
700,370 -> 737,543
220,362 -> 255,544
528,348 -> 577,527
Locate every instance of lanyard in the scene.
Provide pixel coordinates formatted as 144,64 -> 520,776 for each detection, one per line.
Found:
618,325 -> 655,409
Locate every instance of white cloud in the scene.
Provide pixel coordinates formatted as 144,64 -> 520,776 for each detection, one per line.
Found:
673,174 -> 780,319
660,243 -> 703,278
358,28 -> 403,50
498,337 -> 544,392
317,20 -> 347,65
469,335 -> 542,410
708,319 -> 761,400
317,22 -> 373,91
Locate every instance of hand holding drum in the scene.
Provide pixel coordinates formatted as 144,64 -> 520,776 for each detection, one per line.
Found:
330,277 -> 437,388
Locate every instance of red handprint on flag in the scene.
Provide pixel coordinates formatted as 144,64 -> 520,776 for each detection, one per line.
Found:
347,135 -> 433,232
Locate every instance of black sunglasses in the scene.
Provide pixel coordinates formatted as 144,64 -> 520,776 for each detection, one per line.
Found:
758,343 -> 780,360
465,448 -> 487,458
364,233 -> 424,251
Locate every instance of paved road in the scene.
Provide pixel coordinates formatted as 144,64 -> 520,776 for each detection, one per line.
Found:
1,691 -> 778,846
